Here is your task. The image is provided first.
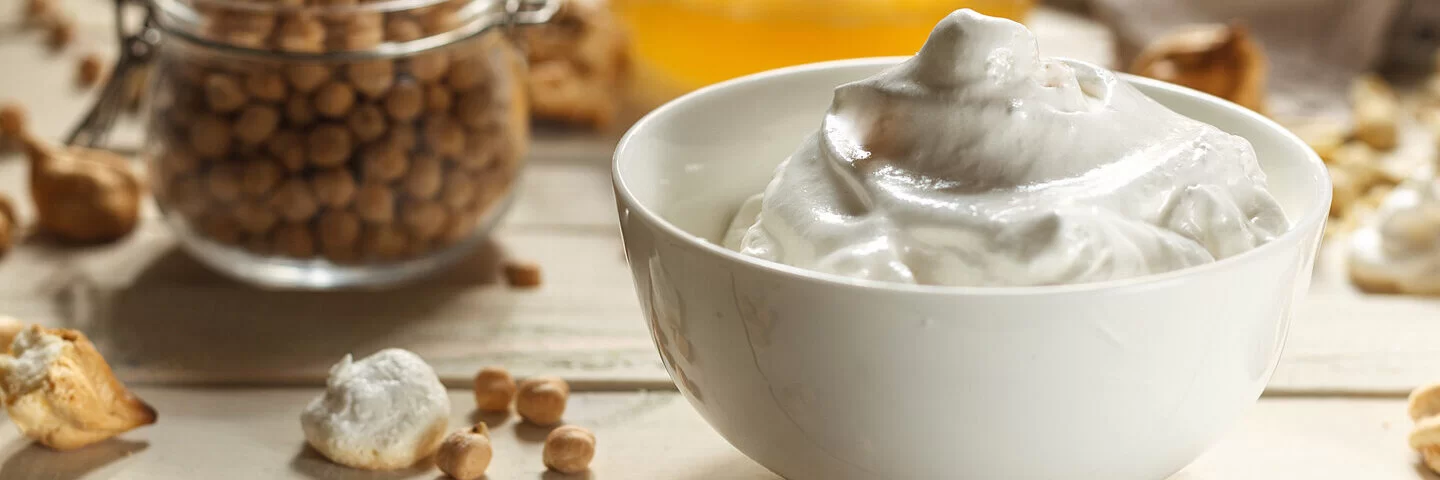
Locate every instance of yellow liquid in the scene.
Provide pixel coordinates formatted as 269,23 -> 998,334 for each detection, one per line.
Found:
614,0 -> 1034,90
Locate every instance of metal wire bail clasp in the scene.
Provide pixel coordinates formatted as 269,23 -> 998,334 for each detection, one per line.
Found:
67,0 -> 162,148
506,0 -> 561,27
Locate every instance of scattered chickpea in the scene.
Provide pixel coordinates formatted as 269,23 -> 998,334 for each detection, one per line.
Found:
385,18 -> 424,42
285,64 -> 332,93
425,85 -> 453,113
314,82 -> 356,118
206,164 -> 244,203
435,423 -> 493,480
47,17 -> 74,50
276,14 -> 326,53
25,0 -> 52,25
268,178 -> 319,223
440,173 -> 475,210
235,104 -> 280,144
347,104 -> 388,142
361,143 -> 408,182
76,54 -> 105,89
190,114 -> 234,158
543,425 -> 595,474
403,153 -> 443,199
240,157 -> 283,197
284,95 -> 317,127
361,224 -> 409,260
355,183 -> 396,223
0,193 -> 15,258
204,73 -> 249,113
385,81 -> 424,121
318,210 -> 361,249
232,200 -> 278,234
410,52 -> 451,84
307,123 -> 353,168
504,260 -> 542,288
311,168 -> 357,207
516,376 -> 568,426
0,103 -> 26,139
267,131 -> 307,171
244,71 -> 289,102
402,200 -> 448,240
424,115 -> 465,157
347,60 -> 395,98
272,223 -> 316,258
1351,74 -> 1399,151
472,367 -> 516,412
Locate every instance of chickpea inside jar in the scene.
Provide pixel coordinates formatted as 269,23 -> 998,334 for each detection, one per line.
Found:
126,0 -> 555,288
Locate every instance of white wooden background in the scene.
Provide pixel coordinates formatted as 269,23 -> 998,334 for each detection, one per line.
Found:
0,3 -> 1437,479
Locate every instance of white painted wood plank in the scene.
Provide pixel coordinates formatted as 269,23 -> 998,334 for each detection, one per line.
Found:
0,390 -> 1425,480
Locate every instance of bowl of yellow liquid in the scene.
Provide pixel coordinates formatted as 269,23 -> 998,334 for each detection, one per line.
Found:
612,0 -> 1034,91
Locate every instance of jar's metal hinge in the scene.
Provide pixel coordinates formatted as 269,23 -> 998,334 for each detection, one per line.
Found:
67,0 -> 161,148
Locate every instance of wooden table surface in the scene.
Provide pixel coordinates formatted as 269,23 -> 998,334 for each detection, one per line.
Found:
1,4 -> 1439,480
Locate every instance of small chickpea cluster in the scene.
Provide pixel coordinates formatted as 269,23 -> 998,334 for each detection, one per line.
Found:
455,366 -> 595,477
1293,74 -> 1408,238
149,23 -> 528,265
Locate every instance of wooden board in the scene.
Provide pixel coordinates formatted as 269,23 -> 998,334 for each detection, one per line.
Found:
0,389 -> 1428,480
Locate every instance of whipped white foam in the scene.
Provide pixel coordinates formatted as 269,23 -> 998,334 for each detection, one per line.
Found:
724,9 -> 1288,287
1349,179 -> 1440,293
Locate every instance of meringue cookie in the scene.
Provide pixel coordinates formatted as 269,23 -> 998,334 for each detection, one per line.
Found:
301,348 -> 450,470
1349,179 -> 1440,294
726,9 -> 1288,287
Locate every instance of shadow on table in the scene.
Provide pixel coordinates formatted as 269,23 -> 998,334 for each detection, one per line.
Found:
1416,462 -> 1440,480
290,444 -> 435,480
56,238 -> 518,385
0,439 -> 148,480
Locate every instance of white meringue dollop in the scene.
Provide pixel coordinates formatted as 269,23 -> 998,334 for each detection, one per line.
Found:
1349,179 -> 1440,294
301,348 -> 451,471
724,9 -> 1288,287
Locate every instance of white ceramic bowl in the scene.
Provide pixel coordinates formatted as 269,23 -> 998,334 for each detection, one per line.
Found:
612,58 -> 1330,480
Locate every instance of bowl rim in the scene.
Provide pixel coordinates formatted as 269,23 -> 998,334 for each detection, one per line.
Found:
612,57 -> 1332,297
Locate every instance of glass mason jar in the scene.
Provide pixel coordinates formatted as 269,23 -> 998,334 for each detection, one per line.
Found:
83,0 -> 557,288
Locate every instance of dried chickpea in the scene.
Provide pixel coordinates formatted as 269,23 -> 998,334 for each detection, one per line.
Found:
403,153 -> 443,199
440,213 -> 477,244
203,73 -> 249,113
504,261 -> 542,288
235,104 -> 280,144
384,123 -> 417,151
385,18 -> 424,42
277,14 -> 326,53
272,223 -> 316,258
314,82 -> 356,118
285,64 -> 332,93
334,13 -> 384,51
472,367 -> 515,412
360,224 -> 409,260
420,4 -> 461,35
447,58 -> 491,90
245,234 -> 272,255
200,212 -> 243,244
25,0 -> 51,25
402,200 -> 448,240
240,157 -> 283,197
440,173 -> 475,209
0,194 -> 15,258
190,114 -> 234,158
410,52 -> 450,84
347,104 -> 388,142
361,143 -> 408,182
167,175 -> 209,217
77,54 -> 104,89
458,133 -> 497,171
385,80 -> 424,121
206,164 -> 244,203
232,200 -> 278,234
318,210 -> 361,249
455,90 -> 492,130
311,168 -> 357,207
307,123 -> 353,168
347,60 -> 395,98
355,183 -> 396,223
244,71 -> 288,102
268,178 -> 319,223
424,115 -> 465,156
436,423 -> 493,480
424,85 -> 452,113
516,376 -> 569,426
1352,74 -> 1399,151
284,95 -> 317,126
267,131 -> 307,171
543,425 -> 595,474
